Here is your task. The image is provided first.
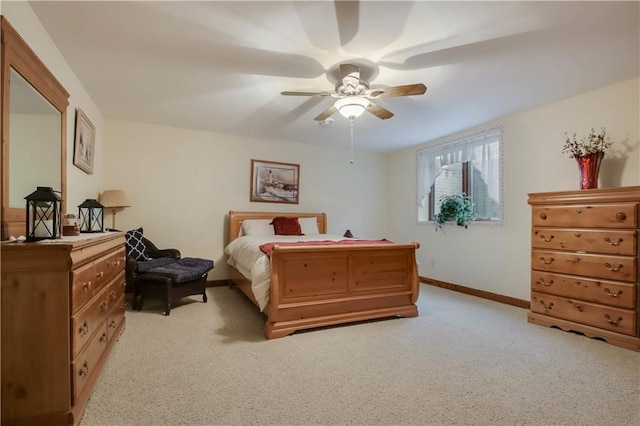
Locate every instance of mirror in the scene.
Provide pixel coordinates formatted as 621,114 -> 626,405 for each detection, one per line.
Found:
1,17 -> 69,239
9,69 -> 61,208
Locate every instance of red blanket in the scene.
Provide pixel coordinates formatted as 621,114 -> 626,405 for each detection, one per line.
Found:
259,239 -> 392,258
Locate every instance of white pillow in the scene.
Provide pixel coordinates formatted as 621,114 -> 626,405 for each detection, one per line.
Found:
299,217 -> 320,235
241,219 -> 275,236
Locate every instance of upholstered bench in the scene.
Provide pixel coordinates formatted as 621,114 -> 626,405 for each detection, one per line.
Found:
136,257 -> 214,315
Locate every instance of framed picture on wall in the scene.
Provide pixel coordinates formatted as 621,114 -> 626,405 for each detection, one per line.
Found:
73,108 -> 95,174
250,159 -> 299,204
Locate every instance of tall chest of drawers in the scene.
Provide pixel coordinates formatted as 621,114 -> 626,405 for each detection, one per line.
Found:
1,233 -> 127,425
527,186 -> 640,351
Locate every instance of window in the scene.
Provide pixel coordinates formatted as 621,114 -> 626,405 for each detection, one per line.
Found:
417,126 -> 503,225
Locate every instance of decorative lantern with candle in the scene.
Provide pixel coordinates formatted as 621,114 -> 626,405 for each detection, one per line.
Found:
78,199 -> 104,233
25,186 -> 62,242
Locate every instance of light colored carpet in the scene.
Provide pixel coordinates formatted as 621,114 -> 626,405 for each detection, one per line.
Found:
82,284 -> 640,426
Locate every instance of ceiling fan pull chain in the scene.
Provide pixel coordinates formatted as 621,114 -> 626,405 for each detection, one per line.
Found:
349,118 -> 355,165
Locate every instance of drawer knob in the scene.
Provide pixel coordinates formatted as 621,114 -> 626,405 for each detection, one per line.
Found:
574,256 -> 582,262
79,361 -> 89,377
121,302 -> 128,309
604,313 -> 622,325
539,256 -> 554,265
573,304 -> 584,312
537,278 -> 554,286
100,301 -> 108,311
110,290 -> 117,300
574,233 -> 582,238
604,262 -> 623,272
615,212 -> 627,221
109,320 -> 117,329
604,288 -> 623,298
604,237 -> 623,246
539,234 -> 554,242
539,213 -> 547,220
100,332 -> 108,344
539,300 -> 554,310
96,271 -> 104,279
576,209 -> 582,214
83,281 -> 92,290
78,321 -> 90,336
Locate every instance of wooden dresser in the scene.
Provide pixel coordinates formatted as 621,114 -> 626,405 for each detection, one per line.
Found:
527,186 -> 639,351
1,232 -> 126,425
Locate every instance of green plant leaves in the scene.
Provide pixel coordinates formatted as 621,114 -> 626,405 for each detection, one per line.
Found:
434,193 -> 476,231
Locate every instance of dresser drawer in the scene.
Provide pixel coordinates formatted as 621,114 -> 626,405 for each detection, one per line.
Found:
71,262 -> 96,313
531,292 -> 636,336
71,286 -> 108,358
94,248 -> 126,289
106,271 -> 126,308
107,293 -> 126,341
531,271 -> 636,309
532,203 -> 637,228
532,250 -> 636,282
532,228 -> 637,255
72,322 -> 108,403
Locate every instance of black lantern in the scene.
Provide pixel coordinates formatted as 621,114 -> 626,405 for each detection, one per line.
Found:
78,199 -> 104,233
25,186 -> 62,242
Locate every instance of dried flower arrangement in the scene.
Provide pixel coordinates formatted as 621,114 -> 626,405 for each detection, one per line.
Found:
562,127 -> 612,158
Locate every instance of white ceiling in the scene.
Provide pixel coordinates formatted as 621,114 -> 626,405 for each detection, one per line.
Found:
28,1 -> 639,152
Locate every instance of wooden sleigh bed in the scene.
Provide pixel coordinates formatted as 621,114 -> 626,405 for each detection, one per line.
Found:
226,211 -> 420,339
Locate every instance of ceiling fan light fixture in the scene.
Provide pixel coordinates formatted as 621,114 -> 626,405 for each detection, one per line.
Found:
335,96 -> 369,119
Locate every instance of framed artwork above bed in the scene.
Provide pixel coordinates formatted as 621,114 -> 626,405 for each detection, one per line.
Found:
250,159 -> 299,204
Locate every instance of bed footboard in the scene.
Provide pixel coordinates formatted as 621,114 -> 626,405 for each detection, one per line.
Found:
264,243 -> 420,339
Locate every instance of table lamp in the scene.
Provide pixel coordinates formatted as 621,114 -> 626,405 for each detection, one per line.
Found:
99,189 -> 130,230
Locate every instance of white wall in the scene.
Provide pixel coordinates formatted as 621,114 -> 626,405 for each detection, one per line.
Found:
387,77 -> 640,301
2,3 -> 105,211
103,119 -> 388,280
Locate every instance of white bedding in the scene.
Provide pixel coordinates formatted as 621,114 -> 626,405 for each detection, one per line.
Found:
224,234 -> 345,311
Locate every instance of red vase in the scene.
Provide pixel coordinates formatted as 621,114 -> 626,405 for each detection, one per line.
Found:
575,152 -> 604,189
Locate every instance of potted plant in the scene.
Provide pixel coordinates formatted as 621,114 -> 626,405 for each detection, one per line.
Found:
434,193 -> 476,230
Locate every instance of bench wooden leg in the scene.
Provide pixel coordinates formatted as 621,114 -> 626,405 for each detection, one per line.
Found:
165,279 -> 172,316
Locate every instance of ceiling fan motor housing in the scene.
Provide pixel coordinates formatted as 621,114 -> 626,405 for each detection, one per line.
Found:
335,80 -> 369,96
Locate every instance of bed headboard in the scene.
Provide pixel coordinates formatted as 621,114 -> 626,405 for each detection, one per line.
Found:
228,211 -> 327,243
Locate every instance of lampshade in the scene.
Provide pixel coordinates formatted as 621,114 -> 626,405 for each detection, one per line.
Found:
99,189 -> 131,230
335,96 -> 369,119
99,190 -> 130,209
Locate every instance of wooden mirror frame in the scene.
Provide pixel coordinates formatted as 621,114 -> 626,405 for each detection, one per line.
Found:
1,17 -> 70,240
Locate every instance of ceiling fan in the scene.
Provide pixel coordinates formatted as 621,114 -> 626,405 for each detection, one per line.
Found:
281,64 -> 427,121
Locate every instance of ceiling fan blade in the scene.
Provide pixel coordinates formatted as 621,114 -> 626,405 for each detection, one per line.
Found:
281,91 -> 334,97
366,84 -> 427,98
340,63 -> 360,80
314,105 -> 338,121
366,101 -> 394,120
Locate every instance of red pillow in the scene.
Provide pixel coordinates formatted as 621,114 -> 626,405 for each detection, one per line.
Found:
271,217 -> 302,236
